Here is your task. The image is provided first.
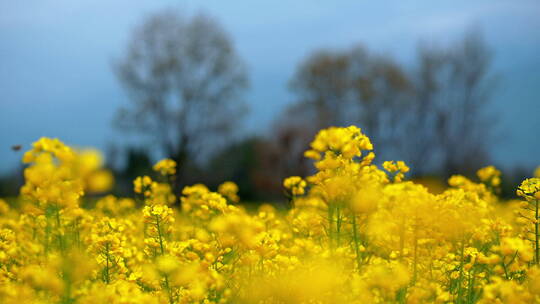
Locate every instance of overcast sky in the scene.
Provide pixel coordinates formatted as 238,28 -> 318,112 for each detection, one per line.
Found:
1,0 -> 539,173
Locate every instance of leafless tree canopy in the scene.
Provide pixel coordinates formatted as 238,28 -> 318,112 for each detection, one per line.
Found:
408,30 -> 496,175
288,45 -> 413,161
113,10 -> 248,168
285,30 -> 496,176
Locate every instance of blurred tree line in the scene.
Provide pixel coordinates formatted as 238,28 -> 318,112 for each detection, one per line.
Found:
105,9 -> 525,201
0,9 -> 532,201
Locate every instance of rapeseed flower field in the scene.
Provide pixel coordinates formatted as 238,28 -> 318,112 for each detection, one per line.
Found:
1,126 -> 539,303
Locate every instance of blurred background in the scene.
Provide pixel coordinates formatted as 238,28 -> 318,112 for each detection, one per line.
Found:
1,1 -> 539,201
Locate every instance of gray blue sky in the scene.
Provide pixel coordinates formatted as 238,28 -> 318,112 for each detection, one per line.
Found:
1,0 -> 539,173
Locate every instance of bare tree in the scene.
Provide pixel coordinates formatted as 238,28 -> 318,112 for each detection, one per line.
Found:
285,30 -> 496,177
288,45 -> 412,160
408,30 -> 496,176
289,47 -> 368,128
351,54 -> 413,157
113,9 -> 248,183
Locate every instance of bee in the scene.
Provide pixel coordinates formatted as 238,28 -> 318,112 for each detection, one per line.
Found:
11,145 -> 22,151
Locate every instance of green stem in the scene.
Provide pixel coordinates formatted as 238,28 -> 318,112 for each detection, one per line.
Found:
467,267 -> 476,304
44,215 -> 51,254
155,215 -> 165,255
456,240 -> 466,303
412,225 -> 418,285
336,205 -> 342,247
328,205 -> 334,249
399,217 -> 405,260
164,274 -> 174,304
104,242 -> 110,284
501,257 -> 509,280
155,215 -> 173,304
62,270 -> 73,304
352,215 -> 362,270
55,207 -> 65,253
75,219 -> 81,249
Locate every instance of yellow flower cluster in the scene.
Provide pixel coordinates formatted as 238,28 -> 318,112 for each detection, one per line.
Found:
283,176 -> 307,196
383,160 -> 410,182
218,181 -> 240,203
154,158 -> 177,176
134,175 -> 176,205
21,138 -> 113,211
477,165 -> 502,188
21,138 -> 82,210
517,178 -> 540,201
305,125 -> 373,160
1,130 -> 540,303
